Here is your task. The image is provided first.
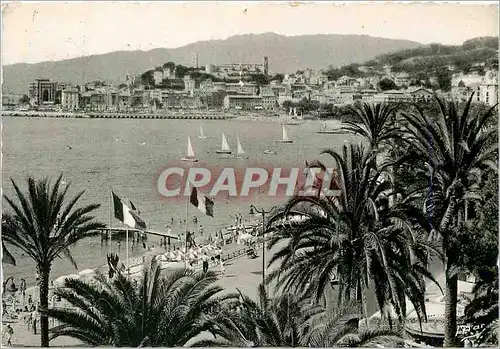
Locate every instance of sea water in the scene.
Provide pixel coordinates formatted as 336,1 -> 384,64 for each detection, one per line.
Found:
2,117 -> 358,285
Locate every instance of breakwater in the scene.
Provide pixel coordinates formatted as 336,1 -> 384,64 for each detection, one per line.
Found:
2,110 -> 232,120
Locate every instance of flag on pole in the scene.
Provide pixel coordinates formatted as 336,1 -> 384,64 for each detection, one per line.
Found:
112,192 -> 147,229
129,199 -> 140,215
190,186 -> 214,217
2,243 -> 16,266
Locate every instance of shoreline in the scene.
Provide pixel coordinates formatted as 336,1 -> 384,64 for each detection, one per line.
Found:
2,110 -> 318,123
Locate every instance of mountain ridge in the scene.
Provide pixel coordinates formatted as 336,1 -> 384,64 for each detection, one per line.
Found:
3,32 -> 423,94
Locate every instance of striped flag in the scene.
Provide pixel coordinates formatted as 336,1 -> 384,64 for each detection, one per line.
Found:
112,192 -> 147,229
129,199 -> 140,215
2,243 -> 16,266
190,186 -> 214,217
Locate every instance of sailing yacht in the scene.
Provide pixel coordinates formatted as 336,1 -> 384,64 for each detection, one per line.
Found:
276,125 -> 293,144
234,134 -> 247,159
216,133 -> 232,154
180,136 -> 198,162
198,125 -> 207,139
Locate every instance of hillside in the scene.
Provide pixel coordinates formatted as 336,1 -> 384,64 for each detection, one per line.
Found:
372,36 -> 498,73
2,33 -> 422,94
324,36 -> 498,88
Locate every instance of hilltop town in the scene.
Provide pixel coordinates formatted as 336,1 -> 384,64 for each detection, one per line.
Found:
2,37 -> 498,116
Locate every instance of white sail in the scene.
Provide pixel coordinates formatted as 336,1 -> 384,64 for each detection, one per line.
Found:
199,125 -> 205,138
221,133 -> 231,152
282,126 -> 289,141
236,134 -> 245,155
187,137 -> 195,158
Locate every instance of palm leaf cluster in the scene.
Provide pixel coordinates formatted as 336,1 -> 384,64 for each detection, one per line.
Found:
265,96 -> 497,346
198,285 -> 402,347
397,95 -> 498,345
267,138 -> 435,326
2,175 -> 103,271
2,175 -> 105,347
463,268 -> 499,346
47,259 -> 232,347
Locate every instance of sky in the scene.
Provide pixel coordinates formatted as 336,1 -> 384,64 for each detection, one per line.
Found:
2,1 -> 498,65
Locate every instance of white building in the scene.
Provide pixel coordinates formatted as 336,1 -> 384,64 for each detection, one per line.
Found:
61,88 -> 80,110
153,70 -> 163,85
451,72 -> 483,87
394,72 -> 410,87
478,70 -> 498,106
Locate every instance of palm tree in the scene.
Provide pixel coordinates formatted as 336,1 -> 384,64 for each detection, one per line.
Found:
304,302 -> 405,347
463,268 -> 499,346
2,175 -> 104,347
344,102 -> 400,150
197,284 -> 323,347
398,94 -> 498,346
47,258 -> 233,346
266,144 -> 436,326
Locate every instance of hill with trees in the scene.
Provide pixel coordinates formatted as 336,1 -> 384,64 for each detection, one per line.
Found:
324,36 -> 498,91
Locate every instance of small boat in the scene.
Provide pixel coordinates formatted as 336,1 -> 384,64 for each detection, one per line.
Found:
276,125 -> 293,144
65,145 -> 72,150
180,136 -> 198,162
234,134 -> 247,159
216,133 -> 232,154
139,141 -> 147,146
264,149 -> 278,155
317,120 -> 343,134
198,125 -> 207,139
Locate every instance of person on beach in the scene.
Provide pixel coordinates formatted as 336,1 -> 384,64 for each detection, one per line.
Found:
3,324 -> 13,346
171,217 -> 174,226
193,215 -> 198,224
202,253 -> 209,273
219,259 -> 225,277
20,278 -> 26,305
31,308 -> 38,334
199,225 -> 204,236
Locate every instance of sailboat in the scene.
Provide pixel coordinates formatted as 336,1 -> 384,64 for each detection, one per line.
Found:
276,125 -> 293,144
234,134 -> 247,159
198,125 -> 207,139
180,136 -> 198,162
216,133 -> 232,154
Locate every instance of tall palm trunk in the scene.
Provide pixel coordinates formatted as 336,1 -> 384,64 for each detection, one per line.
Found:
444,260 -> 458,347
440,196 -> 459,347
38,265 -> 51,347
